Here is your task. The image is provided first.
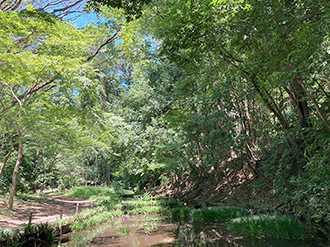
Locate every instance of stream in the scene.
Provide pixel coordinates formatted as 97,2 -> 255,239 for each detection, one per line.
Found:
58,214 -> 328,247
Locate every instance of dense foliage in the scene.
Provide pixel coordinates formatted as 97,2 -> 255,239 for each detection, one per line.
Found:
0,0 -> 329,238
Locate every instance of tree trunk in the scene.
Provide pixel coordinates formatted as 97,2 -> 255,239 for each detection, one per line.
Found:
298,80 -> 330,132
106,166 -> 110,187
291,78 -> 311,128
0,145 -> 14,178
8,139 -> 23,209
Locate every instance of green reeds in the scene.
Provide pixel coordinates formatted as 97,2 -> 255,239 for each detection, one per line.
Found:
71,210 -> 123,232
169,206 -> 247,224
169,207 -> 191,223
118,225 -> 132,235
66,186 -> 116,199
192,206 -> 247,224
227,214 -> 306,239
127,205 -> 166,215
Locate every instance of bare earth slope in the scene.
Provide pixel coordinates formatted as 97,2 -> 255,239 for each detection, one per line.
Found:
0,194 -> 92,229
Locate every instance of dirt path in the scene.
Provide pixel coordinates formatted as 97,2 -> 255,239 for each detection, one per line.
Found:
0,195 -> 93,229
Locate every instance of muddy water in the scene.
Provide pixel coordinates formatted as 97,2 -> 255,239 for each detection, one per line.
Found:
61,216 -> 328,247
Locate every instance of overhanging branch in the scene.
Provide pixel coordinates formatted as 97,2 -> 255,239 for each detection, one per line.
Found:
87,29 -> 120,62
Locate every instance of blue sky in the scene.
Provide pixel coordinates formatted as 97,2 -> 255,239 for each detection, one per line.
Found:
72,12 -> 99,28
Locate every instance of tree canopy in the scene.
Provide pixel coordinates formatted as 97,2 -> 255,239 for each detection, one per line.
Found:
0,0 -> 329,237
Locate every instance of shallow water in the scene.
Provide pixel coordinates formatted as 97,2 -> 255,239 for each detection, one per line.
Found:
60,215 -> 328,247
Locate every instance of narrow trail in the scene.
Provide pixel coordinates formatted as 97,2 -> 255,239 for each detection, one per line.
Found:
0,194 -> 92,229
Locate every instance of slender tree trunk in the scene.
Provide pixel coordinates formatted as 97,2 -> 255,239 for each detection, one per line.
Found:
291,78 -> 311,128
106,166 -> 110,187
0,145 -> 14,178
298,80 -> 330,132
8,139 -> 23,209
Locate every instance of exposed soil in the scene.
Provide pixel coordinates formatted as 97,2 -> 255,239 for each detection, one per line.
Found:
160,167 -> 284,211
0,194 -> 93,229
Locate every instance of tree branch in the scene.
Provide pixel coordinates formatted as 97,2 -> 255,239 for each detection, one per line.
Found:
0,73 -> 60,115
87,30 -> 120,62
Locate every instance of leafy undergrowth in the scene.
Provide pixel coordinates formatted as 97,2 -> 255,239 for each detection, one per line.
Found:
0,222 -> 57,246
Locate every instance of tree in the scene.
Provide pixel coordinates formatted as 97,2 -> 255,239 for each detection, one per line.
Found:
0,5 -> 107,208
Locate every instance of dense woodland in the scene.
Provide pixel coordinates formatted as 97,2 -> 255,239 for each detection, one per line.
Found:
0,0 -> 329,236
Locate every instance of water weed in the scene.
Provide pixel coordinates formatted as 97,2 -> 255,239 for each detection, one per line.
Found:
118,225 -> 132,235
169,207 -> 191,223
191,206 -> 247,224
227,214 -> 306,239
72,210 -> 123,231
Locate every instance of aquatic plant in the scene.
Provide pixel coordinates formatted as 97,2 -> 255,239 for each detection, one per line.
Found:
118,225 -> 132,235
72,210 -> 123,232
191,206 -> 247,224
227,214 -> 306,239
169,207 -> 191,223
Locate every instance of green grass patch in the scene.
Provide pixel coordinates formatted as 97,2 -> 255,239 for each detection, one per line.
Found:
66,186 -> 116,199
121,199 -> 160,207
71,210 -> 122,232
169,206 -> 247,225
169,207 -> 191,223
127,205 -> 166,215
227,214 -> 306,239
118,225 -> 132,235
191,206 -> 247,224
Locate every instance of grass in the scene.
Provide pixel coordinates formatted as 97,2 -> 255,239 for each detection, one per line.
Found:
118,225 -> 132,235
127,205 -> 166,215
169,207 -> 191,223
121,199 -> 160,207
169,206 -> 247,225
72,210 -> 122,232
227,214 -> 306,239
66,186 -> 116,199
191,206 -> 247,224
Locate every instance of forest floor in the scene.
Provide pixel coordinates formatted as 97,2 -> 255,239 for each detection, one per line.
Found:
0,194 -> 92,229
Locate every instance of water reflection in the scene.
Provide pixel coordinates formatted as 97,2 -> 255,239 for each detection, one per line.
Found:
161,224 -> 326,247
62,217 -> 327,247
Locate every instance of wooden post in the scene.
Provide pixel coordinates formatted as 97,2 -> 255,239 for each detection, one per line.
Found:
28,212 -> 33,225
76,203 -> 79,213
58,226 -> 62,245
